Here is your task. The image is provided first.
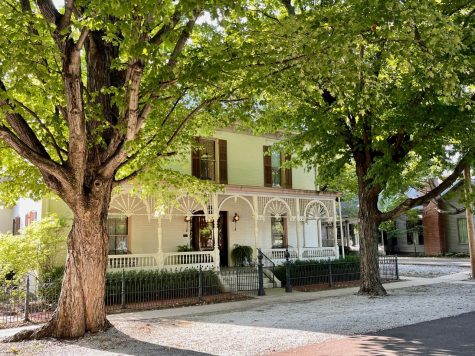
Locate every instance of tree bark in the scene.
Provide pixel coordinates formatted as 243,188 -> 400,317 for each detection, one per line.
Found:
6,183 -> 113,341
355,162 -> 387,296
463,165 -> 475,279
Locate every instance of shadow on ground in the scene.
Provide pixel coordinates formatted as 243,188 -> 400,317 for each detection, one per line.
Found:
2,326 -> 210,356
361,311 -> 475,355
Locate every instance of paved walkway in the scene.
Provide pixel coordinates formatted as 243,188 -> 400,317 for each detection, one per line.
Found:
275,311 -> 475,356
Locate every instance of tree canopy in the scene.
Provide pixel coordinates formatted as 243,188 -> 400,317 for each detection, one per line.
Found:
228,0 -> 475,294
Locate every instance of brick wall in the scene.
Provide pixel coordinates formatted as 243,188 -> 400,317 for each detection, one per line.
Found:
423,201 -> 446,255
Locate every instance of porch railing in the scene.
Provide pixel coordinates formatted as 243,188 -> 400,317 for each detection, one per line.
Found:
163,251 -> 215,270
301,247 -> 337,260
261,248 -> 299,264
108,253 -> 157,271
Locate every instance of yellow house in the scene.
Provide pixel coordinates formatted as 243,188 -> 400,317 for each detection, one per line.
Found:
5,129 -> 345,271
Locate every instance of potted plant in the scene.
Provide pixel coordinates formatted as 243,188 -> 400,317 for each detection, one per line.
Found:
231,244 -> 253,266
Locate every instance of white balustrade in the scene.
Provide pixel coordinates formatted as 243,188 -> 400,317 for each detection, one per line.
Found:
108,254 -> 158,271
301,247 -> 336,260
261,248 -> 298,264
163,251 -> 215,270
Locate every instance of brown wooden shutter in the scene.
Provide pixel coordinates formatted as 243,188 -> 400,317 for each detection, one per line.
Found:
263,146 -> 272,187
192,137 -> 201,178
218,139 -> 228,184
25,214 -> 29,227
283,154 -> 292,189
31,211 -> 37,222
14,216 -> 20,234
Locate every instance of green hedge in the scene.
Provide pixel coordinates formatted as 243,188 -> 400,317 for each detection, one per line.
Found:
37,268 -> 223,305
274,256 -> 360,287
105,269 -> 223,304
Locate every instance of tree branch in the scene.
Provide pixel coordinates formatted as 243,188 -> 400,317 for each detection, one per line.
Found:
280,0 -> 295,15
149,9 -> 182,45
76,26 -> 90,50
0,125 -> 68,185
167,9 -> 201,69
35,0 -> 61,24
0,81 -> 51,159
380,155 -> 469,220
58,0 -> 74,31
12,99 -> 67,163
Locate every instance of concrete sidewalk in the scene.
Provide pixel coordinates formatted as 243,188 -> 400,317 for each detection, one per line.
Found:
1,270 -> 472,341
108,270 -> 472,322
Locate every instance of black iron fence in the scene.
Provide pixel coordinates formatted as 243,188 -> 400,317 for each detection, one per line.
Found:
1,266 -> 258,328
0,274 -> 60,327
1,256 -> 398,328
276,256 -> 399,290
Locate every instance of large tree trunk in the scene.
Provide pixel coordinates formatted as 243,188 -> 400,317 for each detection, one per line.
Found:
358,197 -> 386,296
7,184 -> 113,341
356,161 -> 387,296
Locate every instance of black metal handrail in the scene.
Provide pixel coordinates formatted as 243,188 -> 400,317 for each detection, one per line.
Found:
257,248 -> 275,286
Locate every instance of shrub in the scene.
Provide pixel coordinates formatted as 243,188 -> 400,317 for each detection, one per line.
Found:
230,245 -> 253,266
274,256 -> 360,286
35,267 -> 224,306
105,268 -> 223,305
0,214 -> 67,282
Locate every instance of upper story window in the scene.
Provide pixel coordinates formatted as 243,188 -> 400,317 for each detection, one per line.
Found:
263,146 -> 292,188
24,211 -> 37,227
192,138 -> 228,184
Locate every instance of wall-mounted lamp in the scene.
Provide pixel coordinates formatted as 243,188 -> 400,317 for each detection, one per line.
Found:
184,215 -> 191,231
232,213 -> 240,231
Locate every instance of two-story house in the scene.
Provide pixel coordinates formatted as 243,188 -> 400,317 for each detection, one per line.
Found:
2,129 -> 344,271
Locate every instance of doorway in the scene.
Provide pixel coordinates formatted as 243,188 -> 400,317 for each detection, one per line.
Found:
191,211 -> 228,267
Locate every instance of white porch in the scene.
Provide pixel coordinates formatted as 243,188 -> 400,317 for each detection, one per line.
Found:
107,186 -> 344,271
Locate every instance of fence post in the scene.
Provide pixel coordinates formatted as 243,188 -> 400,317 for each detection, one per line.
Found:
285,248 -> 292,293
121,268 -> 126,309
328,261 -> 333,287
236,263 -> 240,292
23,275 -> 30,322
395,255 -> 399,280
198,266 -> 203,301
258,250 -> 265,296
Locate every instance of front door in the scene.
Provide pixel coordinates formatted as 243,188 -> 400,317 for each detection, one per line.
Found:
218,212 -> 228,267
191,211 -> 228,267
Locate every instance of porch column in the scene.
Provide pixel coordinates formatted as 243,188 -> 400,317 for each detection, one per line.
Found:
338,197 -> 345,259
295,198 -> 301,258
252,196 -> 259,259
317,219 -> 323,247
157,217 -> 164,268
346,221 -> 351,246
332,198 -> 339,259
212,194 -> 220,270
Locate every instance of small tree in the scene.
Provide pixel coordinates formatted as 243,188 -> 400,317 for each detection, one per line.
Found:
0,214 -> 66,281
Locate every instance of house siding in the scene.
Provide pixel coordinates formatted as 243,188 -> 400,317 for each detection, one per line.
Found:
0,207 -> 13,234
167,130 -> 317,190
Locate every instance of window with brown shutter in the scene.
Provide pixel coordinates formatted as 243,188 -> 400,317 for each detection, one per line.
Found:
13,216 -> 20,235
282,154 -> 292,189
264,147 -> 292,188
192,138 -> 226,183
263,146 -> 272,187
218,139 -> 228,184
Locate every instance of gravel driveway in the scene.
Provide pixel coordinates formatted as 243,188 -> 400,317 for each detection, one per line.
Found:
2,277 -> 474,356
